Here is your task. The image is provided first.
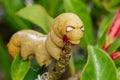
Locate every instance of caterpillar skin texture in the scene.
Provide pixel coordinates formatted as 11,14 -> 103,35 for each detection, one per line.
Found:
7,13 -> 84,67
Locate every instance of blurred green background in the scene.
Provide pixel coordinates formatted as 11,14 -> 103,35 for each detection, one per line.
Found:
0,0 -> 120,80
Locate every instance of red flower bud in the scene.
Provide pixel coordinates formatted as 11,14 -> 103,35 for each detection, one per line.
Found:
110,52 -> 120,60
102,9 -> 120,51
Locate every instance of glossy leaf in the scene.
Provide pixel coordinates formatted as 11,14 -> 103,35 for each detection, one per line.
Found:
63,0 -> 94,50
17,4 -> 53,33
81,45 -> 118,80
11,54 -> 30,80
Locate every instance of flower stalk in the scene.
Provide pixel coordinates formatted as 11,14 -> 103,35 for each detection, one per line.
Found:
48,45 -> 72,80
40,35 -> 73,80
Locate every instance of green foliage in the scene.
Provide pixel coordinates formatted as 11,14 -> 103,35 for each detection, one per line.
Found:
39,0 -> 64,17
17,5 -> 53,33
81,45 -> 118,80
117,67 -> 120,80
0,38 -> 11,80
11,54 -> 30,80
0,0 -> 120,80
1,0 -> 31,30
96,13 -> 114,47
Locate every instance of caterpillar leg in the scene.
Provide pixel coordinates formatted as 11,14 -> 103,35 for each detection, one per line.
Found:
7,42 -> 20,58
35,44 -> 53,67
21,41 -> 34,60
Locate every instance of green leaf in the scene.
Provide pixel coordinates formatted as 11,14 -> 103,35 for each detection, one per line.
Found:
117,67 -> 120,80
40,0 -> 64,17
114,60 -> 120,68
2,0 -> 31,30
106,0 -> 120,10
63,0 -> 94,50
17,4 -> 53,33
22,58 -> 43,80
109,0 -> 120,7
81,45 -> 118,80
93,0 -> 104,7
108,36 -> 120,53
96,13 -> 114,47
11,54 -> 30,80
24,68 -> 38,80
10,0 -> 24,11
74,57 -> 86,71
0,38 -> 11,80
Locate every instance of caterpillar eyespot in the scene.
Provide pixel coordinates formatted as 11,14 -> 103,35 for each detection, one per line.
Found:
80,26 -> 84,32
7,13 -> 84,67
66,26 -> 74,32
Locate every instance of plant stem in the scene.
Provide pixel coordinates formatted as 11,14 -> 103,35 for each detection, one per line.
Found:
40,45 -> 72,80
48,46 -> 72,80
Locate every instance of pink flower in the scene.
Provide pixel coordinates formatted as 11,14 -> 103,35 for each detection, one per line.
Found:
102,9 -> 120,51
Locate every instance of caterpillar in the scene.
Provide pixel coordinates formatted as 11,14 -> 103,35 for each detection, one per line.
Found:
7,13 -> 84,67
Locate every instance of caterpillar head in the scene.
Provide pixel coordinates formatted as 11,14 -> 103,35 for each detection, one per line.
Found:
53,13 -> 84,45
